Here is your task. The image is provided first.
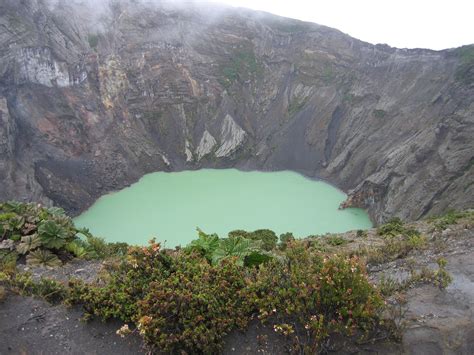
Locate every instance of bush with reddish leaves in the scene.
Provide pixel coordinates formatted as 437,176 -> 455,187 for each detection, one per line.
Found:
67,239 -> 382,353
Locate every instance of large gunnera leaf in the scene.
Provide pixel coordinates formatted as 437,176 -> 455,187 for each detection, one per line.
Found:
38,221 -> 69,249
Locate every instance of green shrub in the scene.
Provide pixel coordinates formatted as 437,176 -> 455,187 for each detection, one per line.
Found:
107,242 -> 131,257
407,233 -> 427,249
324,235 -> 347,246
138,255 -> 251,353
66,239 -> 382,353
247,245 -> 383,353
65,241 -> 88,259
363,228 -> 426,266
377,218 -> 404,236
378,275 -> 401,297
279,232 -> 295,250
431,209 -> 468,231
434,257 -> 452,289
3,272 -> 67,303
246,229 -> 278,251
0,250 -> 17,274
82,233 -> 109,258
228,228 -> 278,251
68,240 -> 174,322
74,228 -> 129,259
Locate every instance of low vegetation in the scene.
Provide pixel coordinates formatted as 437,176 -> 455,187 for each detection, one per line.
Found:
288,97 -> 308,117
87,33 -> 99,49
428,209 -> 470,231
67,238 -> 383,353
1,234 -> 384,353
0,202 -> 127,269
373,109 -> 387,119
357,218 -> 428,265
1,202 -> 467,353
378,256 -> 452,297
455,45 -> 474,85
219,48 -> 263,88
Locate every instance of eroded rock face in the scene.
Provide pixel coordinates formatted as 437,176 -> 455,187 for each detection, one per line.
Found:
17,47 -> 87,87
0,0 -> 473,219
196,130 -> 217,161
215,114 -> 247,158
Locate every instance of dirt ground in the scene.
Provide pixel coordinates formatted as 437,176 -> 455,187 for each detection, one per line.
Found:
0,293 -> 143,355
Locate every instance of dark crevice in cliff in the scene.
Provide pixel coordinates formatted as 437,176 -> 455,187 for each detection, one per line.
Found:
324,105 -> 344,162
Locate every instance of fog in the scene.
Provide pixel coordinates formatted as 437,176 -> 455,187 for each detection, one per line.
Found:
44,0 -> 236,33
43,0 -> 474,49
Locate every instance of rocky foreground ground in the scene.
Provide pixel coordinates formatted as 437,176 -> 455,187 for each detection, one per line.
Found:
1,213 -> 473,354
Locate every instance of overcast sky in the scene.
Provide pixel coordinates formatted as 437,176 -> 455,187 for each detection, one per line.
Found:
206,0 -> 474,50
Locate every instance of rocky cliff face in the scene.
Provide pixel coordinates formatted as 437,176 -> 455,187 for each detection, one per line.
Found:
0,0 -> 473,221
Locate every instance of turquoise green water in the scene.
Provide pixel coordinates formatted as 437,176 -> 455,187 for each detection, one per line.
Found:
74,169 -> 372,247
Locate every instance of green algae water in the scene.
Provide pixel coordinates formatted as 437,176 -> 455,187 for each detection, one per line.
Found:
74,169 -> 372,247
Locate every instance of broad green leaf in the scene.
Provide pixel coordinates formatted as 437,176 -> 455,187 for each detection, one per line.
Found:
26,249 -> 62,268
38,220 -> 68,249
16,234 -> 42,254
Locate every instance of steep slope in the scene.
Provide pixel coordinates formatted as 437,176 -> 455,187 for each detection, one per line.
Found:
0,0 -> 473,222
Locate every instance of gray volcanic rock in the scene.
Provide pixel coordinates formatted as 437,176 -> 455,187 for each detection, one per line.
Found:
0,0 -> 473,221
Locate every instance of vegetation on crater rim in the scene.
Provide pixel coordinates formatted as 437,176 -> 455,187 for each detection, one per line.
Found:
1,202 -> 470,353
0,202 -> 127,271
455,45 -> 474,85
